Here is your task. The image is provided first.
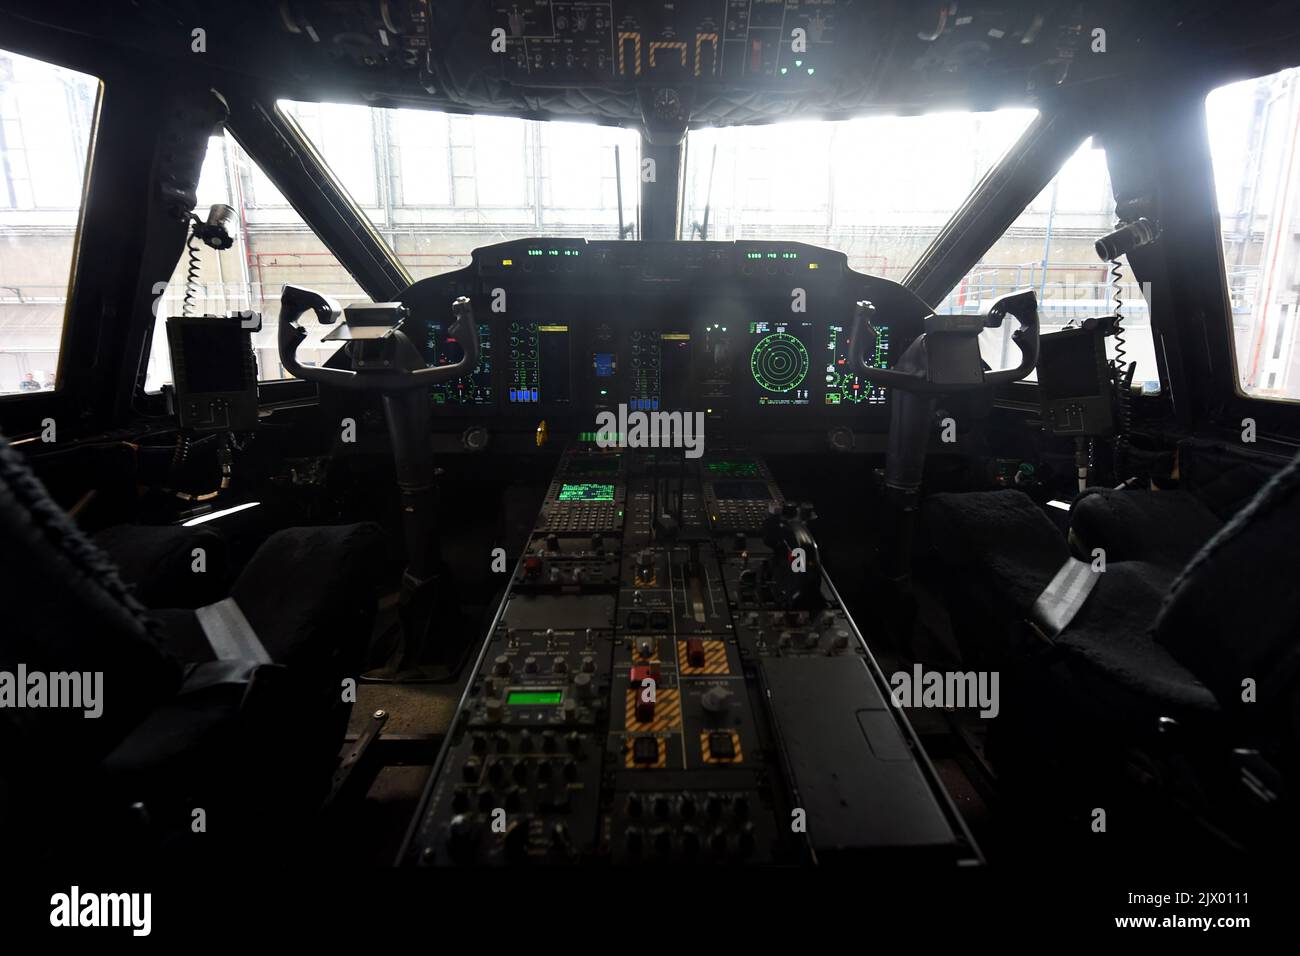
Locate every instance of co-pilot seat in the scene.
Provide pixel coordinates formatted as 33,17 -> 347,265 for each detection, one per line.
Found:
924,444 -> 1300,847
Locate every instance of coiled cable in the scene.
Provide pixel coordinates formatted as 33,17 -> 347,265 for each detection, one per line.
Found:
183,227 -> 201,317
1109,257 -> 1134,481
1109,257 -> 1127,372
171,432 -> 191,471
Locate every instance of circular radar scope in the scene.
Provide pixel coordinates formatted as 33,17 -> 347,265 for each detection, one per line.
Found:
750,332 -> 810,393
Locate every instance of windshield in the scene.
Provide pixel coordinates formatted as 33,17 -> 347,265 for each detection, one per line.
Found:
281,101 -> 642,280
680,109 -> 1037,282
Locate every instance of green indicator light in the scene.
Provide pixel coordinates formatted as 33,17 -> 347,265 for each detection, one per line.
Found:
507,691 -> 564,706
807,68 -> 815,75
779,67 -> 788,75
795,60 -> 803,67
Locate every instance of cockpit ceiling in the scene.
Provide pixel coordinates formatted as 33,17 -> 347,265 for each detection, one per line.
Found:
11,1 -> 1299,131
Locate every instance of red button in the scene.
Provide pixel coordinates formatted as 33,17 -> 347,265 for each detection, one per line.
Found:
686,638 -> 706,667
635,695 -> 656,723
630,663 -> 660,685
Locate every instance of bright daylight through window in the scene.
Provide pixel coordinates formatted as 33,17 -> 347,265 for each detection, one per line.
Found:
1208,64 -> 1300,402
947,137 -> 1158,388
682,112 -> 1160,389
681,110 -> 1037,282
0,49 -> 99,396
144,102 -> 640,391
284,101 -> 639,276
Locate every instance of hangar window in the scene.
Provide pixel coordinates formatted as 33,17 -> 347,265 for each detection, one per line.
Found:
0,49 -> 99,396
680,109 -> 1038,282
1207,65 -> 1300,402
280,102 -> 642,280
944,137 -> 1160,390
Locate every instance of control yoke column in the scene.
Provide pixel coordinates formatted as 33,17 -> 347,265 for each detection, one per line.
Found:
847,290 -> 1040,578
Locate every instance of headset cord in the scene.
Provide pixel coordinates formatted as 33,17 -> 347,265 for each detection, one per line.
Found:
1109,256 -> 1134,481
183,224 -> 202,317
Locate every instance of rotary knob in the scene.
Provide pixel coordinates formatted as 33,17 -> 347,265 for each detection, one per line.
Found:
461,425 -> 490,452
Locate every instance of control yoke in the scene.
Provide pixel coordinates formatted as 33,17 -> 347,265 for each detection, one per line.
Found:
845,288 -> 1040,579
278,284 -> 479,390
276,284 -> 482,679
847,288 -> 1039,395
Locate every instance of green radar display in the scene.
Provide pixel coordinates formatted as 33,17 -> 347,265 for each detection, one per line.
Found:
749,322 -> 811,406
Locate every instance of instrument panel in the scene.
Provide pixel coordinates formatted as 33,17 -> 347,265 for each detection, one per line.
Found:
400,239 -> 931,442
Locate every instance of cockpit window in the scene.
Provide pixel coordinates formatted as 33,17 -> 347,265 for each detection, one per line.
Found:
280,101 -> 642,280
944,137 -> 1160,390
679,109 -> 1037,279
1207,65 -> 1300,402
142,132 -> 367,392
0,49 -> 99,396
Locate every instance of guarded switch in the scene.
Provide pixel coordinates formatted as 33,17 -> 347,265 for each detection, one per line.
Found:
686,638 -> 706,667
635,694 -> 656,723
708,732 -> 736,760
631,737 -> 659,765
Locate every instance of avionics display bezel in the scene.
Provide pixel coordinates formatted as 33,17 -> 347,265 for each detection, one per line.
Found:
822,318 -> 891,412
624,321 -> 697,412
423,316 -> 495,410
501,314 -> 576,416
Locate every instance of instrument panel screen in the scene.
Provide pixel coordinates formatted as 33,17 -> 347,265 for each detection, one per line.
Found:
825,322 -> 889,407
508,320 -> 571,405
426,320 -> 493,407
558,482 -> 615,502
748,319 -> 814,407
630,329 -> 692,411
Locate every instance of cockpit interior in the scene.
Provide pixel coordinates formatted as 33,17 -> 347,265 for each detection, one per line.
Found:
1,0 -> 1297,933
